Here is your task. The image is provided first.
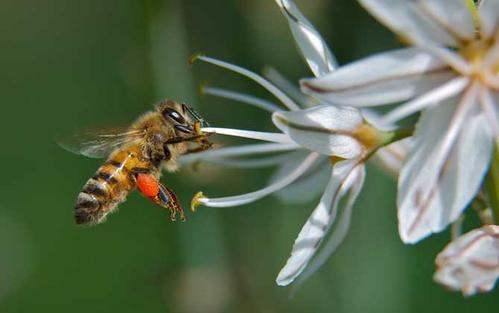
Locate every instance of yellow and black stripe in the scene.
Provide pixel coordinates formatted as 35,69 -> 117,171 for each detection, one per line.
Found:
74,151 -> 140,225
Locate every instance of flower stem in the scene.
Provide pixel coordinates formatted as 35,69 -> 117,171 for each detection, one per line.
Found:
363,126 -> 414,162
381,126 -> 414,147
465,0 -> 480,30
484,143 -> 499,223
472,194 -> 494,225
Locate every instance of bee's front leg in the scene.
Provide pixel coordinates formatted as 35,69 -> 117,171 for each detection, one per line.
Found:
185,141 -> 214,154
134,172 -> 185,222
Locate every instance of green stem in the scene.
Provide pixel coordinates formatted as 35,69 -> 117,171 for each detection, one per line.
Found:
381,126 -> 415,147
472,193 -> 494,225
465,0 -> 480,30
484,142 -> 499,224
364,126 -> 415,162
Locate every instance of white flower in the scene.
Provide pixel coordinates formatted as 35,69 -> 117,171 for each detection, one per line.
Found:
185,55 -> 322,208
184,0 -> 404,287
185,55 -> 378,287
301,0 -> 498,244
434,225 -> 499,296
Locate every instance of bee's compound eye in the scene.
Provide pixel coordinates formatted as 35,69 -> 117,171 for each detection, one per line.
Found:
163,108 -> 185,124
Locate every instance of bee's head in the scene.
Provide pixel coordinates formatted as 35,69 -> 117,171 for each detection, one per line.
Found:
157,99 -> 209,136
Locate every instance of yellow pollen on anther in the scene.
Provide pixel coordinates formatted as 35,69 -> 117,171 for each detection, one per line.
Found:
459,38 -> 498,83
460,39 -> 491,67
329,155 -> 346,164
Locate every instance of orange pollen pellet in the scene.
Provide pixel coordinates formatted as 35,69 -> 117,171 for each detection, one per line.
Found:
137,173 -> 160,197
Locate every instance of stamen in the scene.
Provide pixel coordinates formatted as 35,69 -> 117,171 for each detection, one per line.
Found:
180,143 -> 299,163
194,55 -> 301,111
190,191 -> 205,212
192,152 -> 320,208
263,67 -> 310,107
201,85 -> 283,113
201,127 -> 295,144
201,154 -> 294,169
381,76 -> 469,124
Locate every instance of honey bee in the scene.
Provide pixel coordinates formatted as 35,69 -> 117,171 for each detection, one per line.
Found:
60,99 -> 212,226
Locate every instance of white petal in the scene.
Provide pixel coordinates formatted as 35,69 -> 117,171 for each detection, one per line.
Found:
360,108 -> 397,131
479,0 -> 499,39
293,164 -> 366,286
419,44 -> 471,74
201,127 -> 294,144
305,71 -> 456,107
272,105 -> 364,158
437,109 -> 493,227
398,86 -> 489,243
274,104 -> 364,131
358,0 -> 461,46
301,48 -> 453,107
381,76 -> 469,124
479,88 -> 499,139
413,0 -> 475,41
302,48 -> 445,91
199,153 -> 319,207
434,225 -> 499,296
276,160 -> 360,286
484,35 -> 499,69
269,153 -> 331,204
275,0 -> 337,76
201,86 -> 283,113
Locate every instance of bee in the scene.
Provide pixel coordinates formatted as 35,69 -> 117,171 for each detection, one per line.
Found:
60,99 -> 212,226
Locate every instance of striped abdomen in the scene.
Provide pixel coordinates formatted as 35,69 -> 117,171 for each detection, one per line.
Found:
74,147 -> 147,225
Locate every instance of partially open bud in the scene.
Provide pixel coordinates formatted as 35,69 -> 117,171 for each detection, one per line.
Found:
272,105 -> 390,159
274,0 -> 337,77
434,225 -> 499,296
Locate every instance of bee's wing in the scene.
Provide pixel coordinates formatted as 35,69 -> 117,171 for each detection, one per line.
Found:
58,127 -> 146,158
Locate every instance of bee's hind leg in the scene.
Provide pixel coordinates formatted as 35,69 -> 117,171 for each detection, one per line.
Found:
158,184 -> 186,222
135,172 -> 186,222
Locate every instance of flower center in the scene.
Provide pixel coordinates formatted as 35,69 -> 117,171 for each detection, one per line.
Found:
352,123 -> 387,150
460,39 -> 492,67
459,37 -> 499,86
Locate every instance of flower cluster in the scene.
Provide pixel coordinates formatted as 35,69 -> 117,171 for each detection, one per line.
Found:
185,0 -> 499,295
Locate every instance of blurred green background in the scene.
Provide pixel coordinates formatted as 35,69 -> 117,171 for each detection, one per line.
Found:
0,0 -> 496,312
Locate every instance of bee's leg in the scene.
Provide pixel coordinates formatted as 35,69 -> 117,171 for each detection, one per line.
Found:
158,184 -> 186,222
135,172 -> 185,222
164,135 -> 204,145
185,141 -> 214,154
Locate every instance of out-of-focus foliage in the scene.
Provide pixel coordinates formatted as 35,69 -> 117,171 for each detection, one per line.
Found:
0,0 -> 496,312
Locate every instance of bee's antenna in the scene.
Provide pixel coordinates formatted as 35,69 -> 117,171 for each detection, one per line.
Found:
185,104 -> 210,127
